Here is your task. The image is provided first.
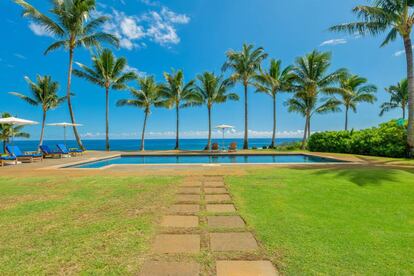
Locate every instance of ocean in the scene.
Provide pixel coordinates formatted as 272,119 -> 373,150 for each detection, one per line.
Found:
2,138 -> 300,153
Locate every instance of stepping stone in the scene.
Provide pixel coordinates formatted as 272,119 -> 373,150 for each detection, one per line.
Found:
207,216 -> 245,228
204,182 -> 225,187
206,204 -> 236,213
205,187 -> 228,194
152,234 -> 200,254
216,261 -> 278,276
168,204 -> 200,214
160,215 -> 199,228
176,194 -> 200,203
180,182 -> 202,187
140,261 -> 200,276
210,232 -> 258,252
178,187 -> 201,194
205,194 -> 231,203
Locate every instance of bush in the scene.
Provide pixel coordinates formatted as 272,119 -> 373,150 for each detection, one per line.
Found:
275,141 -> 303,151
308,120 -> 407,158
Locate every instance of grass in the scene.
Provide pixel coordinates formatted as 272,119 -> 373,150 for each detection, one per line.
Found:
0,175 -> 180,275
226,167 -> 414,275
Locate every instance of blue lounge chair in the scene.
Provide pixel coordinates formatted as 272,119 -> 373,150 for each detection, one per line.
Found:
6,145 -> 43,163
57,144 -> 83,156
39,145 -> 65,158
1,155 -> 17,166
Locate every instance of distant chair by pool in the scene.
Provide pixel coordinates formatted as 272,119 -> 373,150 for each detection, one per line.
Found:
228,142 -> 237,152
6,145 -> 43,163
211,143 -> 219,151
57,144 -> 83,156
39,145 -> 67,158
1,155 -> 17,166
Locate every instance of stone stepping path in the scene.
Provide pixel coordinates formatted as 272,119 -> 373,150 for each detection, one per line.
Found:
140,176 -> 278,276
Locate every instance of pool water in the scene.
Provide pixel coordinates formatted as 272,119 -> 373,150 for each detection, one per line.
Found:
69,154 -> 344,168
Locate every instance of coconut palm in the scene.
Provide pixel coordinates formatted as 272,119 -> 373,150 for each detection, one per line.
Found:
15,0 -> 119,150
380,78 -> 409,119
9,75 -> 66,148
159,70 -> 196,150
287,50 -> 345,148
327,74 -> 377,130
73,49 -> 136,151
0,113 -> 30,153
222,43 -> 268,149
330,0 -> 414,154
117,76 -> 162,151
191,72 -> 239,150
254,59 -> 294,148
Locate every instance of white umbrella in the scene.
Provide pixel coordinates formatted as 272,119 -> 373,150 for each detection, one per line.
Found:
0,116 -> 38,145
216,124 -> 234,150
47,122 -> 83,146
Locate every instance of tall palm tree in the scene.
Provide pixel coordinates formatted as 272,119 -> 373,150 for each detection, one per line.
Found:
73,49 -> 136,151
254,59 -> 294,148
117,76 -> 162,151
222,43 -> 268,149
192,72 -> 239,150
330,0 -> 414,154
0,113 -> 30,153
15,0 -> 119,150
159,70 -> 196,150
380,78 -> 409,119
327,74 -> 377,130
9,75 -> 66,148
287,50 -> 345,148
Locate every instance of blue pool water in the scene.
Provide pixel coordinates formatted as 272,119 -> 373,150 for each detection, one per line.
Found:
70,154 -> 344,168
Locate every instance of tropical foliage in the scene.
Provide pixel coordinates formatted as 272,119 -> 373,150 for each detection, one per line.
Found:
0,113 -> 30,153
380,78 -> 409,119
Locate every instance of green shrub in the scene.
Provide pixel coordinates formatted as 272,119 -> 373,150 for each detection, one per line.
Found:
308,120 -> 407,158
275,141 -> 303,151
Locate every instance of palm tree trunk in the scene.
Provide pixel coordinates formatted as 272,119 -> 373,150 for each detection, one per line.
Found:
207,106 -> 212,151
175,104 -> 180,150
403,105 -> 406,120
243,82 -> 249,149
3,141 -> 6,153
141,111 -> 148,151
105,86 -> 110,151
38,110 -> 46,149
271,95 -> 276,148
403,35 -> 414,156
67,46 -> 85,150
307,117 -> 311,141
345,106 -> 349,131
301,116 -> 308,149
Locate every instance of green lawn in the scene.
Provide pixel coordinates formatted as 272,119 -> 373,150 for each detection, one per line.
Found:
0,176 -> 179,275
227,167 -> 414,275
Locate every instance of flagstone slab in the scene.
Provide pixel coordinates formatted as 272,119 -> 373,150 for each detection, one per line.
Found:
210,232 -> 258,252
140,261 -> 200,276
152,234 -> 200,254
204,182 -> 225,187
204,187 -> 228,194
207,216 -> 245,228
216,261 -> 278,276
160,215 -> 199,228
205,194 -> 231,203
206,204 -> 236,213
178,187 -> 201,194
176,194 -> 200,203
168,204 -> 200,214
180,182 -> 202,187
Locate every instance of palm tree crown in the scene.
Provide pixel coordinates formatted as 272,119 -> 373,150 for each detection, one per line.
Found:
380,78 -> 409,119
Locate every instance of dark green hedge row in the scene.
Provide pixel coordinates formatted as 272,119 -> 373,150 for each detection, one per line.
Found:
308,120 -> 408,158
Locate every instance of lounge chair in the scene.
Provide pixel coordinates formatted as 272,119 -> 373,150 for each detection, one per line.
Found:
1,155 -> 17,167
39,145 -> 66,158
6,145 -> 43,163
228,142 -> 237,152
211,143 -> 220,152
57,144 -> 83,156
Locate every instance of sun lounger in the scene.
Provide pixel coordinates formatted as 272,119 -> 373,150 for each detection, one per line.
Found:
228,142 -> 237,152
1,155 -> 17,166
211,143 -> 220,152
39,145 -> 66,158
6,145 -> 43,163
57,144 -> 83,156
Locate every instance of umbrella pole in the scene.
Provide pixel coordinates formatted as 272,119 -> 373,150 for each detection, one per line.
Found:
222,129 -> 225,151
64,126 -> 67,147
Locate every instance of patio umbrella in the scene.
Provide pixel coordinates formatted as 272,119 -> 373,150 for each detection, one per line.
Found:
47,122 -> 83,147
0,116 -> 38,144
216,124 -> 234,150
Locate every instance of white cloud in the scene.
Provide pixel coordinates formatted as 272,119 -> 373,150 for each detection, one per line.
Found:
393,46 -> 414,57
161,7 -> 190,24
141,0 -> 160,6
123,64 -> 147,77
28,22 -> 54,37
320,38 -> 347,46
14,53 -> 26,60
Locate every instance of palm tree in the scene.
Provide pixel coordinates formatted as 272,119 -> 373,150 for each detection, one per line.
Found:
159,70 -> 196,150
15,0 -> 119,150
9,75 -> 66,148
222,43 -> 268,149
287,50 -> 345,148
380,78 -> 409,119
73,49 -> 136,151
330,0 -> 414,154
117,76 -> 162,151
254,59 -> 294,148
0,113 -> 30,153
192,72 -> 239,150
327,74 -> 377,130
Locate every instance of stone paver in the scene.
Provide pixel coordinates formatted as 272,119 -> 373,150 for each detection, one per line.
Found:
168,204 -> 200,214
176,194 -> 200,203
207,216 -> 245,228
205,194 -> 231,203
178,187 -> 201,194
204,181 -> 225,187
140,261 -> 200,276
160,215 -> 199,228
210,232 -> 258,252
206,204 -> 236,213
180,182 -> 202,187
152,234 -> 200,254
216,261 -> 278,276
204,187 -> 228,194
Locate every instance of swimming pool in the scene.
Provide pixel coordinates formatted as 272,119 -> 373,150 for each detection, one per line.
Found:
68,154 -> 345,168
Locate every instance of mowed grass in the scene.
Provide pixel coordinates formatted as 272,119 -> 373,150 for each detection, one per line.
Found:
226,167 -> 414,275
0,175 -> 179,275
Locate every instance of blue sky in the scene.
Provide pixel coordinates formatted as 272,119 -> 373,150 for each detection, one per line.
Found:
0,0 -> 409,140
